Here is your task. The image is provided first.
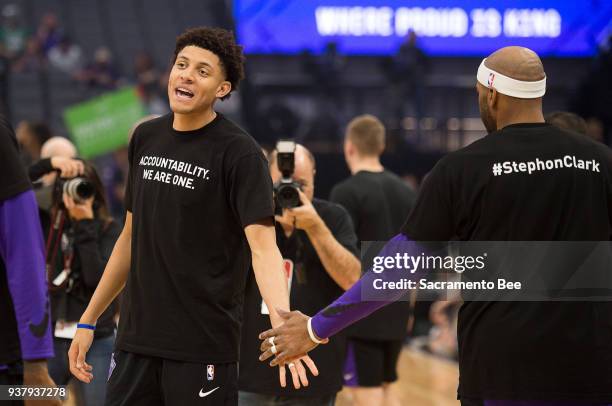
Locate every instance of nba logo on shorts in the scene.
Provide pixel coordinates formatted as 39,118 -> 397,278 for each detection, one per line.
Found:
107,354 -> 116,382
207,364 -> 214,381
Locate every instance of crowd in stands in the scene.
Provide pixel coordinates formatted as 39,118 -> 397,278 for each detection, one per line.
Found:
0,3 -> 168,114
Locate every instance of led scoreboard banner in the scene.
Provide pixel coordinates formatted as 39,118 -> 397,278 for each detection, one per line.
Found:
234,0 -> 612,56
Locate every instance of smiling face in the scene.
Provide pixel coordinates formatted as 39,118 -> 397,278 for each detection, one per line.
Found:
167,45 -> 231,116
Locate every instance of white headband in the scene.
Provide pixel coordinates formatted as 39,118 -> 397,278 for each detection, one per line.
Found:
477,58 -> 546,99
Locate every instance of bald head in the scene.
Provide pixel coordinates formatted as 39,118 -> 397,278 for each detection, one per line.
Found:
484,46 -> 545,82
477,46 -> 546,132
268,144 -> 316,172
40,136 -> 77,159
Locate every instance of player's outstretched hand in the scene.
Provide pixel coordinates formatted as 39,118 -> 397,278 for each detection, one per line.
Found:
278,355 -> 319,389
259,309 -> 328,367
68,328 -> 94,383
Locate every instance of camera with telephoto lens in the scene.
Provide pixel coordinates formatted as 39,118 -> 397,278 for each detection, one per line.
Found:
58,177 -> 95,204
273,139 -> 302,215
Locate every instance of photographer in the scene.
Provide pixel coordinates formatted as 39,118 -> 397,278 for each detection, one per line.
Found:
239,143 -> 361,405
28,137 -> 83,236
40,160 -> 120,406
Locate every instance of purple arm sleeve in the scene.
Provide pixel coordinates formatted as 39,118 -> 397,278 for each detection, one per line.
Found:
311,233 -> 422,339
0,190 -> 54,360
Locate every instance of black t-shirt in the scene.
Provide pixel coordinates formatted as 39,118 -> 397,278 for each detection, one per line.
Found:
0,115 -> 31,364
401,123 -> 612,401
0,116 -> 30,202
239,198 -> 359,397
330,170 -> 417,340
117,112 -> 274,363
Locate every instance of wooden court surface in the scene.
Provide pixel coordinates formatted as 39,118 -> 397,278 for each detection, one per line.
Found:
336,348 -> 460,406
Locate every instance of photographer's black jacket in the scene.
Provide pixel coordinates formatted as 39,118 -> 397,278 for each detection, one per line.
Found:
49,218 -> 120,338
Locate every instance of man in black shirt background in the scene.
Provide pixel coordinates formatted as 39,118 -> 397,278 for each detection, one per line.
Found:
239,144 -> 361,405
329,114 -> 416,406
68,27 -> 315,406
259,46 -> 612,406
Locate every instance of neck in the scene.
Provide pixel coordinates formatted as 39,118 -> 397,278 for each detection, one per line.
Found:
173,108 -> 216,131
349,157 -> 384,175
496,104 -> 545,130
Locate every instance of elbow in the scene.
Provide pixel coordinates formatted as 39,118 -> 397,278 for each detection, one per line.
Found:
250,243 -> 279,264
250,249 -> 264,267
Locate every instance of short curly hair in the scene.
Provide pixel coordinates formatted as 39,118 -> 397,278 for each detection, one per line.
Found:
173,27 -> 245,100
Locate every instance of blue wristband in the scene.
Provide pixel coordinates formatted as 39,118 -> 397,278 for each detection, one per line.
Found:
77,323 -> 96,330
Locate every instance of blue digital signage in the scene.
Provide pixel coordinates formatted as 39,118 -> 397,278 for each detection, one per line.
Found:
235,0 -> 612,56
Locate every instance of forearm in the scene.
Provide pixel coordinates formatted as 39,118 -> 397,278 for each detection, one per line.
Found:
27,158 -> 53,181
311,275 -> 391,339
306,221 -> 361,290
79,227 -> 131,324
252,248 -> 290,327
0,190 -> 53,360
311,233 -> 419,338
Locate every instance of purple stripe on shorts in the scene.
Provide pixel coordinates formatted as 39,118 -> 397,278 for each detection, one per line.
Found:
343,341 -> 359,387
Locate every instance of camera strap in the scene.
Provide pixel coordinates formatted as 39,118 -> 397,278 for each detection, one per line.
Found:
45,206 -> 74,290
292,217 -> 308,285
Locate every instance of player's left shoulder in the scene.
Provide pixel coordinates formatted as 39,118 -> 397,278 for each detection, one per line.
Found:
217,114 -> 264,158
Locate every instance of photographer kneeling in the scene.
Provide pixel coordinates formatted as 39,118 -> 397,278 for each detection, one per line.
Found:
31,157 -> 120,406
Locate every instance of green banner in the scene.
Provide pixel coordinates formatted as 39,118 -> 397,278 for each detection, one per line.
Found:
64,87 -> 146,158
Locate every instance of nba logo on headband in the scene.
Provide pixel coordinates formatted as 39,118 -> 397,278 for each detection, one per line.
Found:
477,58 -> 546,98
207,364 -> 214,381
488,73 -> 495,88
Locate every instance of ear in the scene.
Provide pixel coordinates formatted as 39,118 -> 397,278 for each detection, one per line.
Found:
216,81 -> 231,99
344,139 -> 353,155
488,88 -> 498,110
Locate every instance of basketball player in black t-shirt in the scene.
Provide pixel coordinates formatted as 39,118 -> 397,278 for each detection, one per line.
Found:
67,27 -> 316,406
260,47 -> 612,406
330,114 -> 416,406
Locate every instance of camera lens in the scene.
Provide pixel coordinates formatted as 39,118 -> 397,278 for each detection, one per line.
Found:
75,180 -> 94,200
64,178 -> 94,201
277,184 -> 300,208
